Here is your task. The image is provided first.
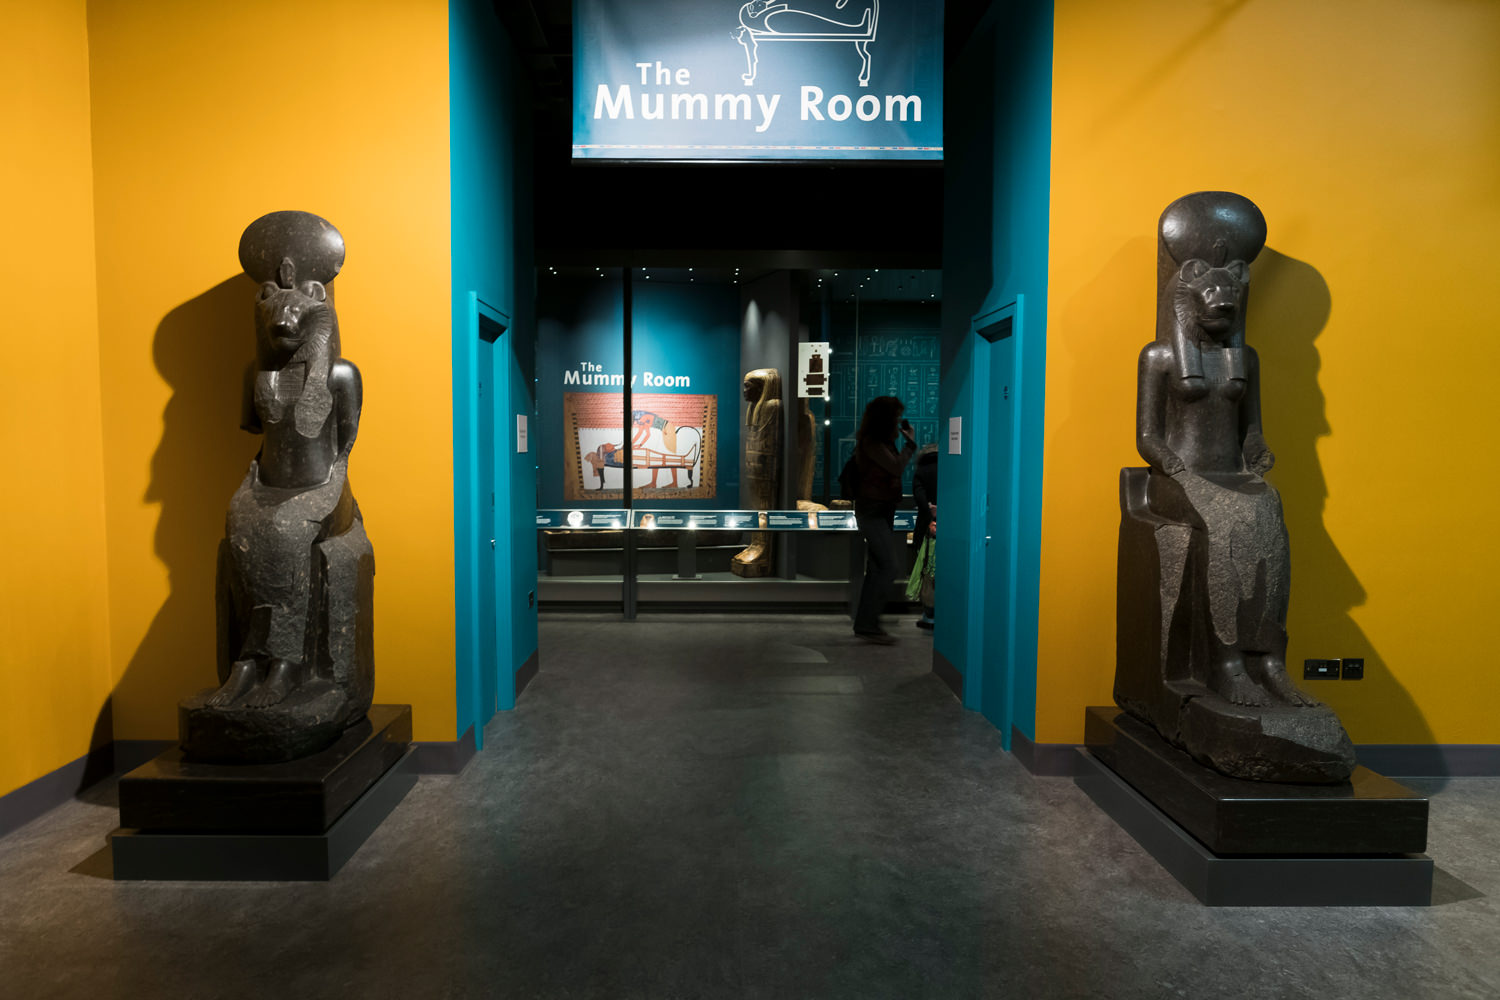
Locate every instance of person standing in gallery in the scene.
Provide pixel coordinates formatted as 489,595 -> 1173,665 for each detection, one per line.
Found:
853,395 -> 917,643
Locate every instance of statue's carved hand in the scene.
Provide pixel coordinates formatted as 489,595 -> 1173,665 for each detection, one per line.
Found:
1160,453 -> 1187,477
1244,433 -> 1274,474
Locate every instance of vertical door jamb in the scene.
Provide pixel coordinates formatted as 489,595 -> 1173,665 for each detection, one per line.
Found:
970,296 -> 1024,746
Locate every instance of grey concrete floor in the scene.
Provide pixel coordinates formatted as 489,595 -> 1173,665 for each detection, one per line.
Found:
2,613 -> 1498,999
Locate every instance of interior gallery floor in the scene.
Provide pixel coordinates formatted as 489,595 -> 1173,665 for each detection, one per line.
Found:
3,615 -> 1497,999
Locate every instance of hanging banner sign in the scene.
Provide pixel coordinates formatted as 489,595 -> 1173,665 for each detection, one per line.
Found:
573,0 -> 944,162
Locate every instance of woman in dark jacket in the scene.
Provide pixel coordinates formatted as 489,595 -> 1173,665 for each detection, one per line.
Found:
852,396 -> 916,642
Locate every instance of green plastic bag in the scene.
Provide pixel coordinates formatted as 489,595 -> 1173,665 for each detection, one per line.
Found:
906,537 -> 934,601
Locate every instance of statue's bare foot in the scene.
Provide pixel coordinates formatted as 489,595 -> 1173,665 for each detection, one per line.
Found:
1208,657 -> 1272,707
1249,656 -> 1316,706
205,659 -> 258,707
241,658 -> 301,708
735,543 -> 764,564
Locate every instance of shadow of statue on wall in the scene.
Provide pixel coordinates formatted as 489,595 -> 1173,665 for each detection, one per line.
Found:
1252,247 -> 1440,781
87,275 -> 260,783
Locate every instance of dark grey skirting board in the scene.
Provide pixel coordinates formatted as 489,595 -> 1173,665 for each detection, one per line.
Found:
413,724 -> 476,775
931,650 -> 963,701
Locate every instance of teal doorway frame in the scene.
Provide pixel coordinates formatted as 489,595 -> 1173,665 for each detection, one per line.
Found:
963,296 -> 1027,747
460,292 -> 512,749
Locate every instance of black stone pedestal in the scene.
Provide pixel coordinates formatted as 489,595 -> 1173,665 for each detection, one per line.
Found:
111,705 -> 415,881
1077,706 -> 1433,906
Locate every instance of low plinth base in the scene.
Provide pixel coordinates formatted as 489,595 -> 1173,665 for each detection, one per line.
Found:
1075,749 -> 1431,906
110,704 -> 414,881
121,705 -> 412,833
1078,707 -> 1433,906
1085,706 -> 1427,854
111,749 -> 415,881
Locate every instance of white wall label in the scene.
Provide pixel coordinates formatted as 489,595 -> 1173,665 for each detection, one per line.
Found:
798,342 -> 831,398
517,414 -> 529,453
948,416 -> 962,455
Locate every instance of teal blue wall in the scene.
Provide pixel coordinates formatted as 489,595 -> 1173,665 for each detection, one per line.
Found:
533,275 -> 741,510
935,0 -> 1053,745
451,0 -> 537,744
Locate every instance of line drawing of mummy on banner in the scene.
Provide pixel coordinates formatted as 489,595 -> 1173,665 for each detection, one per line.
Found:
564,393 -> 718,500
735,0 -> 880,87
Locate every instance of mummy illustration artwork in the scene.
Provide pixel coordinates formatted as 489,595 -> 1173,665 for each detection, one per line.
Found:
735,0 -> 880,87
631,409 -> 681,451
564,393 -> 718,500
584,436 -> 702,490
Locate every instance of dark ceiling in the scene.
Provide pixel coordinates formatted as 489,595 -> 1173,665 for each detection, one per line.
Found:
491,2 -> 995,266
491,0 -> 573,117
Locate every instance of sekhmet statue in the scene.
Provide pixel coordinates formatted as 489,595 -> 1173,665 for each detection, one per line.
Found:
1114,192 -> 1356,783
178,211 -> 375,763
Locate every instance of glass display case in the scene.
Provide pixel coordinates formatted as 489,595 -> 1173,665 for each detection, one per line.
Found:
532,265 -> 940,613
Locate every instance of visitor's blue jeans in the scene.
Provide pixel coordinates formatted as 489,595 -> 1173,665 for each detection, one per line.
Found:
854,500 -> 898,633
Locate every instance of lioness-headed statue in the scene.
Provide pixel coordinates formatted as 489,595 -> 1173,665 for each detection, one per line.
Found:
1115,191 -> 1355,783
179,211 -> 375,763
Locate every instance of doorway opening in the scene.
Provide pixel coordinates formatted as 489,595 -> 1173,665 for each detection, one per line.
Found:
465,0 -> 1049,751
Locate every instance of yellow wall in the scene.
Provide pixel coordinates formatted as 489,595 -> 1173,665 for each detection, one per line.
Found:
87,0 -> 458,742
1040,0 -> 1500,744
0,0 -> 116,798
